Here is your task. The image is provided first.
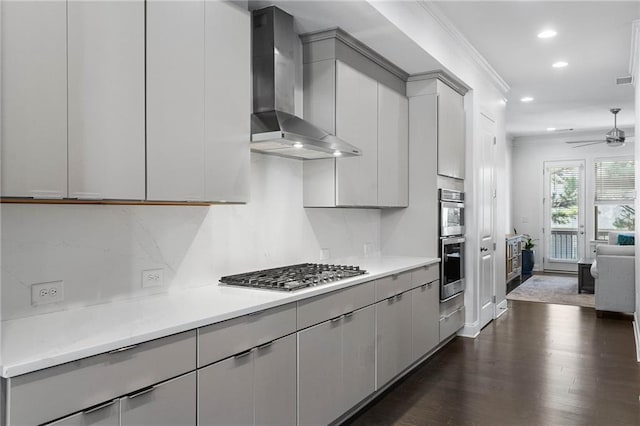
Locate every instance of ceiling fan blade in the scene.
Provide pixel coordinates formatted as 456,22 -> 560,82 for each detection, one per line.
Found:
565,139 -> 603,144
571,141 -> 605,148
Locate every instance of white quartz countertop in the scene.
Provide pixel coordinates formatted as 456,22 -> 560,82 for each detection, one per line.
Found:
1,256 -> 438,378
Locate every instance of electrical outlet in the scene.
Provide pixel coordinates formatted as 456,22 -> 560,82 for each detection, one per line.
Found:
142,269 -> 164,288
31,281 -> 64,306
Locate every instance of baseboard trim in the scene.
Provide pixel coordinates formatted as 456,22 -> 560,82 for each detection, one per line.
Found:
496,300 -> 509,319
633,312 -> 640,362
458,320 -> 480,338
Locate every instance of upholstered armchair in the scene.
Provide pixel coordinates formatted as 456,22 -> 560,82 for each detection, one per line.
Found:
590,243 -> 635,314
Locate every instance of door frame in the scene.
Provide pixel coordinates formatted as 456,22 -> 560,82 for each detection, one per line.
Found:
542,160 -> 586,272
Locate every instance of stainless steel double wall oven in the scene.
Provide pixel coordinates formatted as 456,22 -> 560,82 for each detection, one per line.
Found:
439,189 -> 465,301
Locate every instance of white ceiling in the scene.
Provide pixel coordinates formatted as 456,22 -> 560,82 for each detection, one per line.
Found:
433,1 -> 640,138
249,1 -> 638,140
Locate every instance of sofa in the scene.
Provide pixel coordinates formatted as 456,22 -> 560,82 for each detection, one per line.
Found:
590,232 -> 635,314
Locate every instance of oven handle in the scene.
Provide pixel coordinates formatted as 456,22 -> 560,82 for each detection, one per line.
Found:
440,201 -> 464,209
441,236 -> 465,245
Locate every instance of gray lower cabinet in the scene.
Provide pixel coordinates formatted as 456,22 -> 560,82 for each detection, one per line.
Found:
298,318 -> 343,426
411,281 -> 440,362
120,372 -> 196,426
253,334 -> 297,426
376,292 -> 412,388
47,400 -> 120,426
341,305 -> 376,414
198,334 -> 296,426
298,306 -> 375,426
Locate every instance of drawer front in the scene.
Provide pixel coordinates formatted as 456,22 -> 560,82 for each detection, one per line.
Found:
198,303 -> 296,367
297,281 -> 374,330
374,271 -> 412,302
46,399 -> 120,426
9,330 -> 196,426
439,292 -> 464,318
440,306 -> 465,342
411,264 -> 438,287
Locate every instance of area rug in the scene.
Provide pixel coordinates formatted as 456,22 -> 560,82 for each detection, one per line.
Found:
507,274 -> 595,308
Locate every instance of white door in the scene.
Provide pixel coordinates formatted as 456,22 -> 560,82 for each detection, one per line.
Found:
543,161 -> 585,272
479,114 -> 496,329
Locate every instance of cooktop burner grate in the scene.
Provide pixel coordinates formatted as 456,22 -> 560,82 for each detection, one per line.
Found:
220,263 -> 367,291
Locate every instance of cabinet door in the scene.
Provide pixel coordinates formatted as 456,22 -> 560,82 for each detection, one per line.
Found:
47,400 -> 120,426
121,372 -> 196,426
203,1 -> 250,202
1,0 -> 67,198
377,84 -> 409,207
376,292 -> 413,388
411,281 -> 440,362
147,0 -> 205,201
198,352 -> 253,426
68,0 -> 145,200
342,306 -> 375,414
254,334 -> 296,426
437,83 -> 465,179
298,319 -> 343,426
335,61 -> 378,207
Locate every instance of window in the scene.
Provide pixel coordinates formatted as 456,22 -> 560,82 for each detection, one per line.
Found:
594,158 -> 635,240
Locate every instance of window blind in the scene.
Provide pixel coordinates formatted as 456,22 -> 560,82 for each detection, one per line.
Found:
594,159 -> 635,202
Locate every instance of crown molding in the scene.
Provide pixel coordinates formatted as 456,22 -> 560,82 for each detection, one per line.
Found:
629,20 -> 640,84
300,27 -> 410,81
408,70 -> 470,96
416,0 -> 510,96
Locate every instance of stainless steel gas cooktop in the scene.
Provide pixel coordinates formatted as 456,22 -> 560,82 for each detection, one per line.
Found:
220,263 -> 367,291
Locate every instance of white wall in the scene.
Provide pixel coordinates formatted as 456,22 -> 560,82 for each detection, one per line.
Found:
632,20 -> 640,358
1,153 -> 381,320
511,132 -> 635,270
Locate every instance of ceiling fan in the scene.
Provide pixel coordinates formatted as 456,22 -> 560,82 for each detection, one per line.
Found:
565,108 -> 634,148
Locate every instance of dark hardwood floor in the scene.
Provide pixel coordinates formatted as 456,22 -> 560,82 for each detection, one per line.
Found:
346,300 -> 640,426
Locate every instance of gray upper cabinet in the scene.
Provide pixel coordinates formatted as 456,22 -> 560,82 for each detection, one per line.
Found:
335,61 -> 379,207
146,0 -> 250,203
146,0 -> 205,202
68,0 -> 146,200
437,82 -> 465,179
302,30 -> 409,208
1,0 -> 68,198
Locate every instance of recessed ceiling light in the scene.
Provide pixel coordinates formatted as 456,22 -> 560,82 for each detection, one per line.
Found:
293,142 -> 303,148
552,61 -> 568,68
521,97 -> 534,103
333,150 -> 342,157
537,29 -> 557,39
547,127 -> 556,131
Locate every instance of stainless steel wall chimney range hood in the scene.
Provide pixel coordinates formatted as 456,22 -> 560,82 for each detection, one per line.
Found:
251,6 -> 361,160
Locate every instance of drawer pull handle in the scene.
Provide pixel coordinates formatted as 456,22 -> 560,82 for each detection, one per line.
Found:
257,341 -> 273,350
248,309 -> 265,317
83,399 -> 117,415
391,274 -> 399,280
234,348 -> 254,359
128,386 -> 155,399
108,344 -> 137,354
330,315 -> 343,323
396,293 -> 403,300
387,295 -> 395,303
427,282 -> 433,288
421,284 -> 427,290
344,311 -> 354,318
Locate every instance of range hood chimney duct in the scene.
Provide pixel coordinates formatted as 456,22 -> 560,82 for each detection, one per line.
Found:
250,6 -> 361,159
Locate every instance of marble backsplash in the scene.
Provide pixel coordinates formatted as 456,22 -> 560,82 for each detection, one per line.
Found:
1,153 -> 381,320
